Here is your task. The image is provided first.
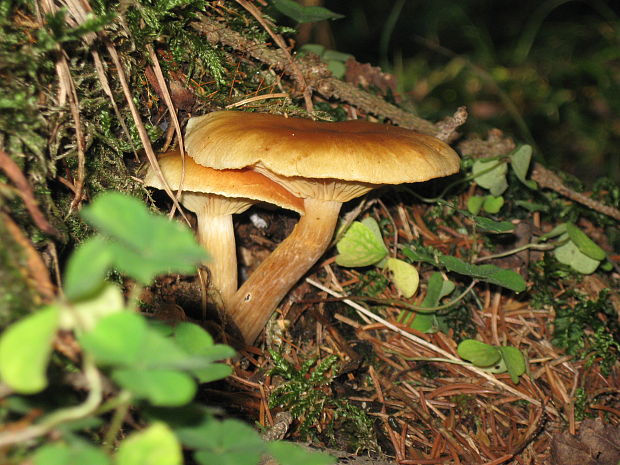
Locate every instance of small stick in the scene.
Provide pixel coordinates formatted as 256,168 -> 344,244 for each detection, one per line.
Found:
306,278 -> 556,414
0,149 -> 61,238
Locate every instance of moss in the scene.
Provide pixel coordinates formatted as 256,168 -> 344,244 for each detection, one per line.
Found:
0,219 -> 40,326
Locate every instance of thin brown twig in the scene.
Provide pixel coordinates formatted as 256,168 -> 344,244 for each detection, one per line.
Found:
39,0 -> 86,212
0,149 -> 61,238
531,162 -> 620,222
191,15 -> 446,135
104,42 -> 191,227
234,0 -> 314,113
145,44 -> 188,220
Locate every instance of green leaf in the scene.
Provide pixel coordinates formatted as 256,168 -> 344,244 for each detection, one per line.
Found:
335,220 -> 388,267
482,195 -> 504,214
81,192 -> 209,284
116,422 -> 182,465
63,236 -> 113,302
174,322 -> 214,353
565,223 -> 606,261
509,145 -> 537,189
174,322 -> 236,362
139,330 -> 209,370
457,340 -> 501,367
326,60 -> 346,79
322,49 -> 353,62
423,272 -> 455,307
193,419 -> 265,465
498,346 -> 526,384
0,306 -> 60,393
267,441 -> 335,465
78,312 -> 146,366
64,284 -> 125,332
360,217 -> 384,244
439,255 -> 526,292
539,223 -> 567,241
270,0 -> 344,23
401,273 -> 454,333
385,258 -> 419,298
554,233 -> 600,274
402,247 -> 436,265
467,195 -> 484,215
113,369 -> 196,407
472,216 -> 514,233
33,442 -> 111,465
192,363 -> 232,384
514,200 -> 548,212
299,43 -> 326,56
472,159 -> 508,196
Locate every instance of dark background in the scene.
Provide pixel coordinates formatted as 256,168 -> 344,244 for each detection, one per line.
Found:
301,0 -> 620,185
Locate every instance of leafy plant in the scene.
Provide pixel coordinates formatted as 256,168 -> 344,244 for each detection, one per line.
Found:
269,0 -> 344,24
268,351 -> 376,451
457,340 -> 527,384
0,192 -> 333,465
395,339 -> 528,384
336,217 -> 419,298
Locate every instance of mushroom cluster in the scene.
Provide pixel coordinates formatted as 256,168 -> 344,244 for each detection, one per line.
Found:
143,149 -> 304,309
146,111 -> 460,345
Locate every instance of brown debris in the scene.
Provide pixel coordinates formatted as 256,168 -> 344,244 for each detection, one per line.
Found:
344,58 -> 398,99
550,419 -> 620,465
0,149 -> 61,239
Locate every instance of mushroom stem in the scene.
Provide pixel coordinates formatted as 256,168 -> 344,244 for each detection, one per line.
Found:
228,198 -> 342,344
196,212 -> 237,309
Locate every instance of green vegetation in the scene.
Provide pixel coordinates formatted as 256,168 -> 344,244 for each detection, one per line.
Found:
1,0 -> 619,462
268,351 -> 376,452
0,193 -> 333,465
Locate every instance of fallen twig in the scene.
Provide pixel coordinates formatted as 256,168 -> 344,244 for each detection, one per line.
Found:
0,149 -> 61,239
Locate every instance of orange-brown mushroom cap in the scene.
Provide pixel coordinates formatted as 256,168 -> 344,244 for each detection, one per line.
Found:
184,111 -> 461,344
144,150 -> 303,309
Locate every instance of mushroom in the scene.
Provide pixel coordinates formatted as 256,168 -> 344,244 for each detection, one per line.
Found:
185,111 -> 461,344
143,150 -> 304,309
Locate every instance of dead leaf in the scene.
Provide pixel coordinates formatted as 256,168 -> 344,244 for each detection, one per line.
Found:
550,419 -> 620,465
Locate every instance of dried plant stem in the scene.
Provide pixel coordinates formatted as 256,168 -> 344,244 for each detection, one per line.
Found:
38,0 -> 86,212
192,15 -> 441,135
306,278 -> 558,416
104,43 -> 190,227
531,162 -> 620,221
0,149 -> 60,238
234,0 -> 313,113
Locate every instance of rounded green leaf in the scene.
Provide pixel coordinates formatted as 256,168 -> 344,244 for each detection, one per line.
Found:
63,284 -> 124,332
174,322 -> 214,354
270,0 -> 344,23
554,233 -> 600,274
116,422 -> 182,465
509,145 -> 537,189
386,258 -> 419,298
467,196 -> 484,215
193,419 -> 264,465
63,236 -> 113,302
498,346 -> 526,384
33,442 -> 111,465
565,223 -> 606,261
112,369 -> 196,406
78,312 -> 146,366
0,306 -> 60,394
457,339 -> 501,367
472,159 -> 508,196
267,441 -> 335,465
335,221 -> 388,267
192,363 -> 232,384
81,192 -> 209,285
482,195 -> 504,214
